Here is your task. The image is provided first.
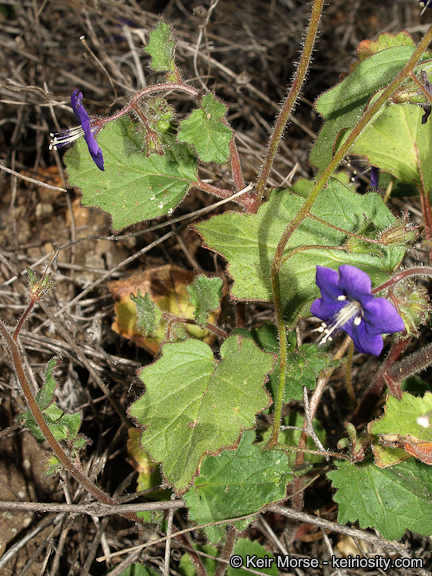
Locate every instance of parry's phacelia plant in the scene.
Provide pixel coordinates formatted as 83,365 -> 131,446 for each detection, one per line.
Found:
311,265 -> 405,356
50,89 -> 104,171
5,10 -> 432,566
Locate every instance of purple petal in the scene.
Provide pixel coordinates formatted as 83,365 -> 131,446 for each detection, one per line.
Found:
347,320 -> 384,356
315,266 -> 343,299
362,297 -> 405,335
70,90 -> 105,171
310,298 -> 345,323
370,166 -> 379,188
71,90 -> 88,127
338,265 -> 372,303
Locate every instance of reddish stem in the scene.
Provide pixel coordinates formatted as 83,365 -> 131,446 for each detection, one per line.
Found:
214,525 -> 237,576
0,319 -> 141,524
194,179 -> 254,211
252,0 -> 325,211
418,184 -> 432,262
371,266 -> 432,294
352,336 -> 412,427
13,301 -> 35,341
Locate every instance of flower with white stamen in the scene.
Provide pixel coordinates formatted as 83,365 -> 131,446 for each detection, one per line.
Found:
310,265 -> 405,356
50,89 -> 104,171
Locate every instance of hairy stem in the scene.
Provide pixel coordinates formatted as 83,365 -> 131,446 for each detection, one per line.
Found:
13,301 -> 35,341
417,184 -> 432,262
228,131 -> 246,193
386,342 -> 432,385
214,525 -> 237,576
371,266 -> 432,294
253,0 -> 325,210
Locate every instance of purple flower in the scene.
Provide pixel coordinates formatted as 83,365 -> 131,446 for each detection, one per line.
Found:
370,166 -> 379,189
50,90 -> 104,171
310,265 -> 405,356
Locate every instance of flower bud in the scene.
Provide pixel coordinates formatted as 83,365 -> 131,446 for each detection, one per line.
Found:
378,212 -> 418,247
391,279 -> 430,336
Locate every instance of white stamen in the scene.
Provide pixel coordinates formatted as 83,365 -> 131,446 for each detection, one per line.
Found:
318,300 -> 362,345
337,295 -> 347,301
49,126 -> 84,150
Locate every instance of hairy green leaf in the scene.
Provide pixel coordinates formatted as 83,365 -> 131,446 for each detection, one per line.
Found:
17,358 -> 87,461
65,116 -> 197,231
369,392 -> 432,467
343,104 -> 432,191
145,20 -> 177,73
177,93 -> 233,163
131,291 -> 163,337
328,457 -> 432,540
310,46 -> 426,174
184,430 -> 291,543
187,275 -> 224,325
128,336 -> 275,494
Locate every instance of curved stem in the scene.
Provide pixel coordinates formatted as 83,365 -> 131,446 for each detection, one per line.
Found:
253,0 -> 325,210
0,321 -> 141,524
101,83 -> 201,126
372,266 -> 432,294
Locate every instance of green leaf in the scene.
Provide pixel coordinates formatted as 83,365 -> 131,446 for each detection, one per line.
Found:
35,357 -> 61,410
130,291 -> 162,337
184,430 -> 291,543
228,539 -> 278,576
187,275 -> 224,325
343,104 -> 432,191
65,116 -> 197,231
17,358 -> 87,461
356,32 -> 416,62
128,336 -> 275,494
44,455 -> 62,476
309,46 -> 425,174
177,93 -> 233,163
145,20 -> 177,73
369,392 -> 432,467
195,179 -> 404,326
328,457 -> 432,540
